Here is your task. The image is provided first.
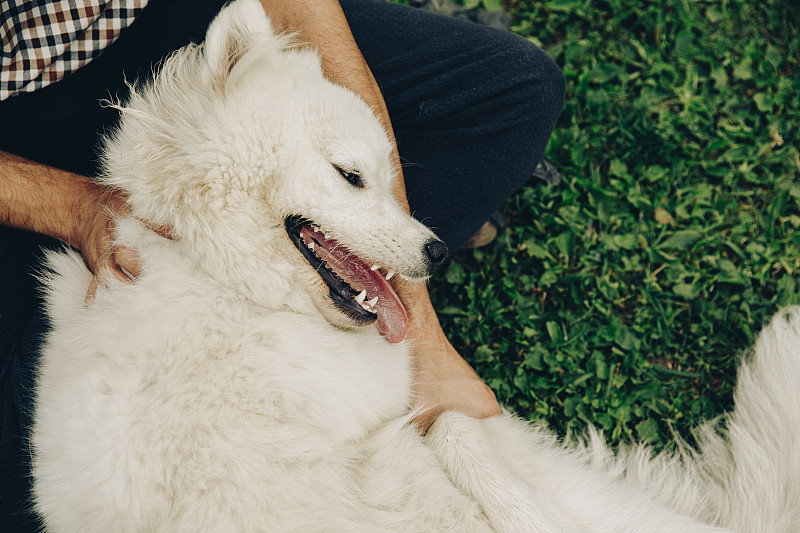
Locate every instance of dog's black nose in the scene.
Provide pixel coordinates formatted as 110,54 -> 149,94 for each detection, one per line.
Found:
424,239 -> 449,274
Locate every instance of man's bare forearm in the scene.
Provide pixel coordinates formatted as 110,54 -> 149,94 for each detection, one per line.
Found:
0,150 -> 101,246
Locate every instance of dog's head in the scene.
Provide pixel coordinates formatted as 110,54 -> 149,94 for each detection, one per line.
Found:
100,0 -> 446,342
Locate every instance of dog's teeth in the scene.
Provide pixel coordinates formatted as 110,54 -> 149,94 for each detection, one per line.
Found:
307,241 -> 314,251
370,264 -> 380,271
366,296 -> 378,307
399,273 -> 411,281
359,301 -> 377,314
385,270 -> 395,280
312,225 -> 320,232
354,290 -> 367,305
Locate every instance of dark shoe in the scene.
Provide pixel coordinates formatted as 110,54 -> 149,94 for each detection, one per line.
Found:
462,210 -> 508,249
531,156 -> 562,186
462,157 -> 559,249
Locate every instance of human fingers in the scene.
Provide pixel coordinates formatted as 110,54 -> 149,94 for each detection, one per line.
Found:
84,221 -> 173,305
108,218 -> 177,281
84,256 -> 134,307
141,221 -> 175,240
84,239 -> 138,304
85,277 -> 99,306
112,245 -> 142,280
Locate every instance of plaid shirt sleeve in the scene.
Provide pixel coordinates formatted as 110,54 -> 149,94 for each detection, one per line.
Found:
1,0 -> 149,101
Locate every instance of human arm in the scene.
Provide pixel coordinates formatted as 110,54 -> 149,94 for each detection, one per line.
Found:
0,0 -> 500,430
0,150 -> 139,297
1,150 -> 495,430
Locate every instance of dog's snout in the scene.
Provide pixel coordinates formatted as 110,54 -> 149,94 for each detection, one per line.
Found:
424,239 -> 449,274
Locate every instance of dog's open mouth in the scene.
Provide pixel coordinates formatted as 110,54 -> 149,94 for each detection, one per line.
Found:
285,215 -> 407,343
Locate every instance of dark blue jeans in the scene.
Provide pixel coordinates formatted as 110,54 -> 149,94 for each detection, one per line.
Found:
0,0 -> 565,529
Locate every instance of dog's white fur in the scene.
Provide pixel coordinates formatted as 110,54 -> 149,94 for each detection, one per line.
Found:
32,1 -> 800,531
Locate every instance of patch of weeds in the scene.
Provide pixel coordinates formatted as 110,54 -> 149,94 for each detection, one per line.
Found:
425,0 -> 800,450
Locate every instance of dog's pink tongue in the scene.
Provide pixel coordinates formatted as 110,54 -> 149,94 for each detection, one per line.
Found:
301,226 -> 407,343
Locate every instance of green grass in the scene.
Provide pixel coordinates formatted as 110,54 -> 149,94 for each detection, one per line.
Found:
426,0 -> 800,449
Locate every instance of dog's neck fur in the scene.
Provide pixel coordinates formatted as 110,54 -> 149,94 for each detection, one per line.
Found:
114,216 -> 319,320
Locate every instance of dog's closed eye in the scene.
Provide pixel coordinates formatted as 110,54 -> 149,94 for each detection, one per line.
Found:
334,165 -> 364,189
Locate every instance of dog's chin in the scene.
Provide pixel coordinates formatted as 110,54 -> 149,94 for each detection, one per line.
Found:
312,290 -> 377,333
299,267 -> 378,333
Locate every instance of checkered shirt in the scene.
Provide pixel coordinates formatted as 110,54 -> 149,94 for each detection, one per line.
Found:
1,0 -> 149,101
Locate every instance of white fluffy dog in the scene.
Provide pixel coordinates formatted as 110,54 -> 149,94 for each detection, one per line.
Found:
32,1 -> 800,531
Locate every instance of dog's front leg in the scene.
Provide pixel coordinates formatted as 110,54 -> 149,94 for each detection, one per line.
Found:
424,411 -> 580,533
424,411 -> 724,533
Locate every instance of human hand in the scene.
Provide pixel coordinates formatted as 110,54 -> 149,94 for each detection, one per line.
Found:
0,152 -> 168,302
73,185 -> 171,304
410,330 -> 501,434
395,278 -> 501,434
72,186 -> 138,304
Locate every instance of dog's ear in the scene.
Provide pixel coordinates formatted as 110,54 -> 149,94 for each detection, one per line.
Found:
204,0 -> 275,81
